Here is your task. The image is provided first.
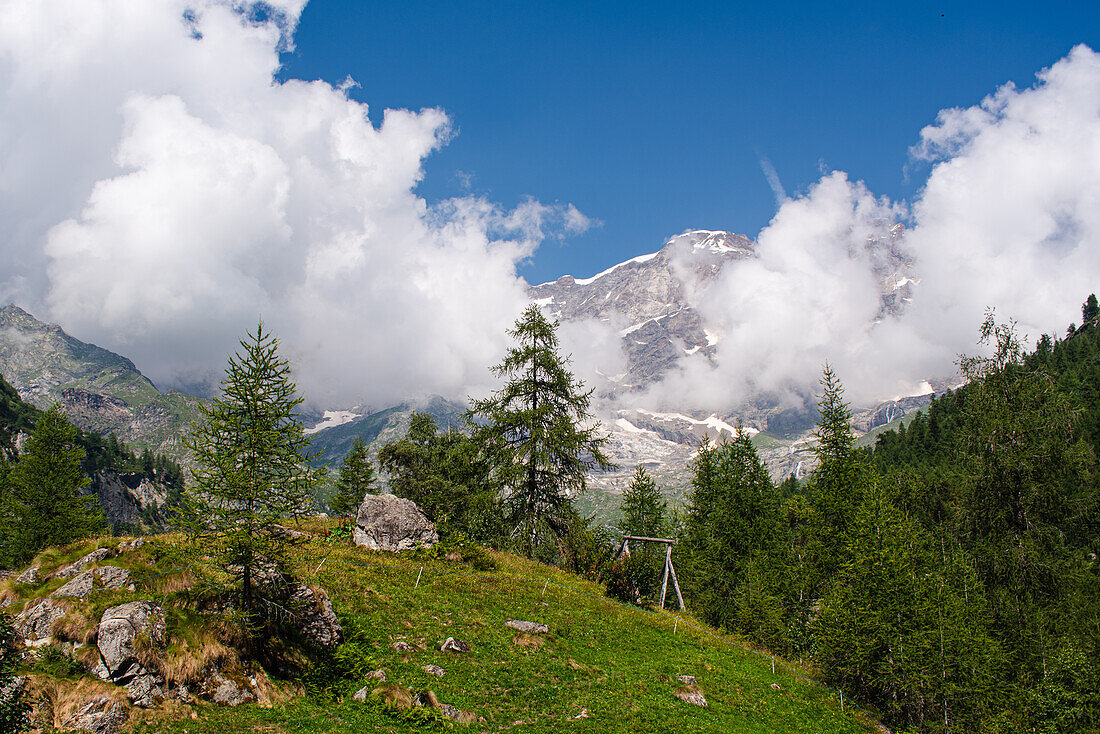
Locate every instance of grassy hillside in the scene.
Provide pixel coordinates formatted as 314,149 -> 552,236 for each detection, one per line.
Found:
3,525 -> 885,733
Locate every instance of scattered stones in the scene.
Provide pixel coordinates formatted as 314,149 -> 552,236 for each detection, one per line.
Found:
289,584 -> 342,649
574,708 -> 590,719
53,567 -> 133,599
677,675 -> 698,686
366,668 -> 387,682
116,538 -> 146,552
62,695 -> 127,734
440,637 -> 470,653
55,549 -> 110,579
14,598 -> 67,642
675,684 -> 708,707
353,494 -> 439,552
15,566 -> 39,585
770,683 -> 783,691
94,601 -> 167,707
422,664 -> 445,677
505,619 -> 548,634
352,685 -> 371,702
392,640 -> 415,652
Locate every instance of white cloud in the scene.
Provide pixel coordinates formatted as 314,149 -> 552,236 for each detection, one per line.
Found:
0,0 -> 588,407
641,45 -> 1100,413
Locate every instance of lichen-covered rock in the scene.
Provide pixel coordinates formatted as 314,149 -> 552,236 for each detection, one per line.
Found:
14,598 -> 67,642
505,620 -> 548,634
422,664 -> 445,677
354,494 -> 438,552
55,549 -> 110,578
95,601 -> 166,707
53,567 -> 133,599
289,584 -> 342,649
117,538 -> 146,552
211,673 -> 256,706
62,695 -> 126,734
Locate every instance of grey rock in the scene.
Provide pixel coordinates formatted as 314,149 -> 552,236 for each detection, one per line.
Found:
53,566 -> 133,599
14,597 -> 67,641
117,537 -> 146,552
675,684 -> 708,707
440,637 -> 470,653
62,695 -> 126,734
354,494 -> 438,552
352,685 -> 372,702
677,675 -> 698,686
96,601 -> 166,707
55,548 -> 110,578
391,640 -> 414,652
211,673 -> 255,706
505,620 -> 548,634
85,472 -> 169,531
0,675 -> 25,715
289,583 -> 342,649
422,664 -> 445,677
16,565 -> 39,584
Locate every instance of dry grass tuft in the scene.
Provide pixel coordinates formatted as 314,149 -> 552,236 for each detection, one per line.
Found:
24,674 -> 128,729
50,608 -> 98,644
374,683 -> 415,709
165,632 -> 239,688
513,634 -> 545,649
151,570 -> 196,595
0,588 -> 18,606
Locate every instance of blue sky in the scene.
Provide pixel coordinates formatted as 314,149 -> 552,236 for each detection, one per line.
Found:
279,0 -> 1100,284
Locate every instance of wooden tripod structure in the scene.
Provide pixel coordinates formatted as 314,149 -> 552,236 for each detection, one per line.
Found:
615,535 -> 685,611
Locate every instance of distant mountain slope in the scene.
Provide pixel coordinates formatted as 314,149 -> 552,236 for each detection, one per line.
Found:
0,305 -> 204,460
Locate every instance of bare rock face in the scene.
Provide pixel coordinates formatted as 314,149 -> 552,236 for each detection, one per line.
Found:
289,583 -> 342,649
63,695 -> 127,734
16,566 -> 39,584
53,567 -> 133,599
354,494 -> 438,552
14,598 -> 67,642
505,620 -> 548,634
94,601 -> 166,707
55,548 -> 110,578
86,472 -> 168,530
211,673 -> 256,706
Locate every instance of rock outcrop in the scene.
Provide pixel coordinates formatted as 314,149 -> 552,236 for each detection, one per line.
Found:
55,549 -> 111,579
14,598 -> 68,642
85,472 -> 169,530
354,494 -> 438,552
62,695 -> 127,734
93,601 -> 167,707
289,583 -> 342,649
54,567 -> 133,599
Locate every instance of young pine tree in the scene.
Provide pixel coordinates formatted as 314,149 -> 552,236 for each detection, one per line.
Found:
330,436 -> 375,518
180,322 -> 321,622
618,465 -> 667,539
0,405 -> 104,568
470,305 -> 616,556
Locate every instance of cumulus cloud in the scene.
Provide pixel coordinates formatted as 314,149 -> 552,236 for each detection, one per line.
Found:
0,0 -> 588,407
640,45 -> 1100,413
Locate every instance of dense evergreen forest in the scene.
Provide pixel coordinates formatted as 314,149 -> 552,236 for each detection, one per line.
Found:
671,300 -> 1100,733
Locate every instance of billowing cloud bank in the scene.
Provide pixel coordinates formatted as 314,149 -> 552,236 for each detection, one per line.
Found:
642,45 -> 1100,411
0,0 -> 587,406
1,2 -> 1097,414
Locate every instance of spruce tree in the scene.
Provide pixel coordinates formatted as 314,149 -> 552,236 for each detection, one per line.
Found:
180,321 -> 321,621
0,405 -> 104,568
470,305 -> 616,556
330,436 -> 375,517
618,465 -> 667,539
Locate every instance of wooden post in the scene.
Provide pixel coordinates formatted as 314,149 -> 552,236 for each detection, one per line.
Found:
658,544 -> 671,609
669,555 -> 685,611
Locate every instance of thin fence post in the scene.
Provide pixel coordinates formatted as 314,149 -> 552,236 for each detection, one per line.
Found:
414,566 -> 424,589
840,690 -> 844,712
771,656 -> 775,675
542,578 -> 549,596
673,618 -> 678,634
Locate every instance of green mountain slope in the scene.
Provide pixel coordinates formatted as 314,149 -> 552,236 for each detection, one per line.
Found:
0,305 -> 204,461
3,528 -> 884,733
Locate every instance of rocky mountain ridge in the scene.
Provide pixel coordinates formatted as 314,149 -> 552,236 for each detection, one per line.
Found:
0,305 -> 204,461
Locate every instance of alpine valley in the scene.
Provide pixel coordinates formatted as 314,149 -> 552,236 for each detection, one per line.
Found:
0,227 -> 943,525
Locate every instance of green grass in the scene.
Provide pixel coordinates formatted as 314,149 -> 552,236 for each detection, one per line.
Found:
6,528 -> 885,733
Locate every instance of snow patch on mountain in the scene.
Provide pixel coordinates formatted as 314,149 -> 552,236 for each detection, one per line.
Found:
305,410 -> 360,435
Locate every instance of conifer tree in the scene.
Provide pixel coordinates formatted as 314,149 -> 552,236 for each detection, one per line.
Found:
470,305 -> 616,556
618,465 -> 667,539
0,405 -> 104,568
181,321 -> 321,621
330,436 -> 375,518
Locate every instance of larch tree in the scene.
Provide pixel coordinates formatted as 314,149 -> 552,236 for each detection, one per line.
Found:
470,305 -> 616,556
0,405 -> 104,568
180,321 -> 321,623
